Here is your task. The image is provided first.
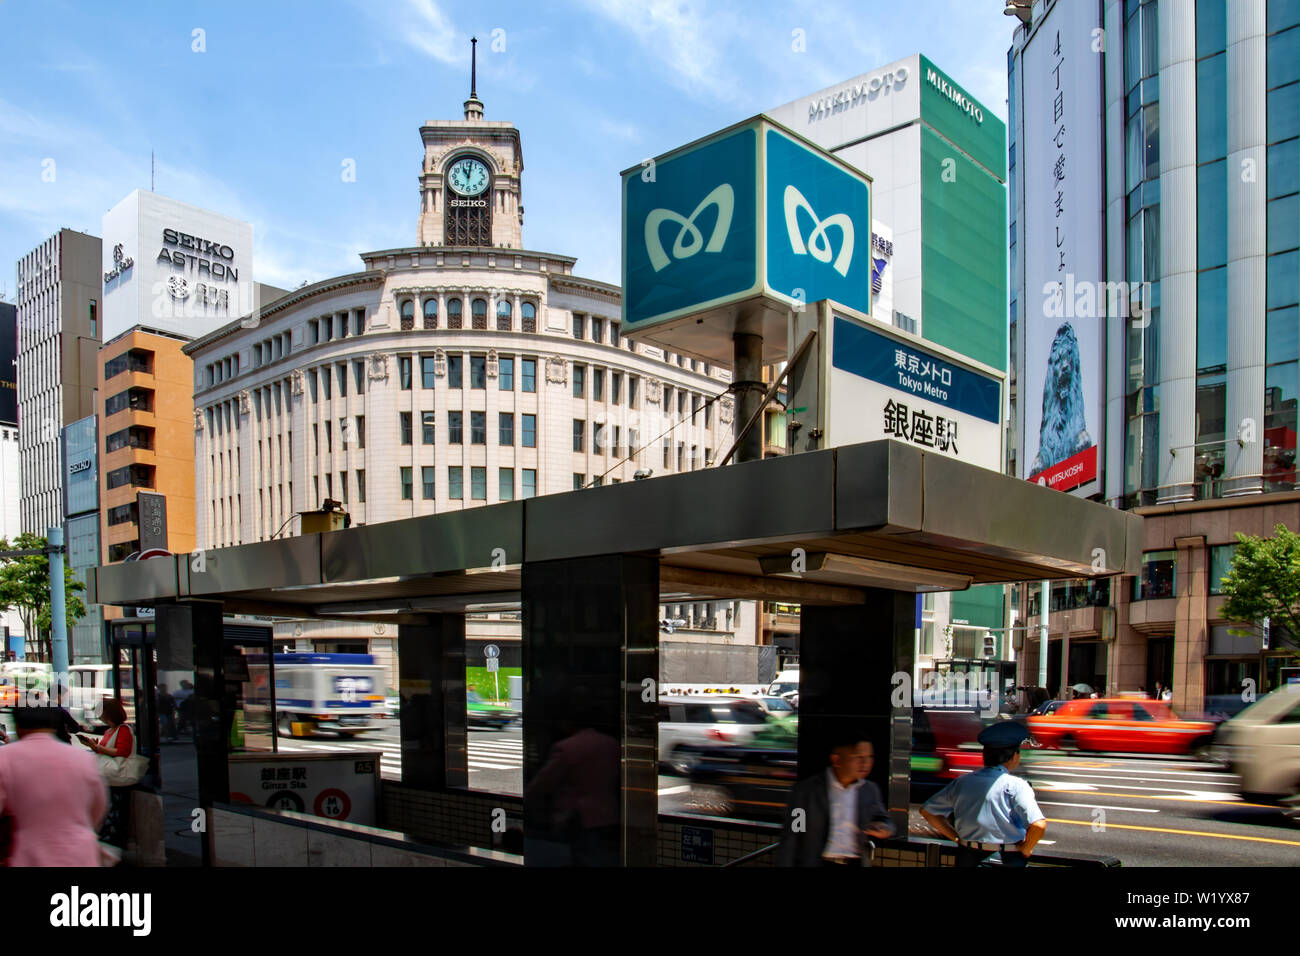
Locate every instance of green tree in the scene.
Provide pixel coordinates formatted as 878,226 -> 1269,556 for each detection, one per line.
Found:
0,533 -> 87,663
1218,523 -> 1300,655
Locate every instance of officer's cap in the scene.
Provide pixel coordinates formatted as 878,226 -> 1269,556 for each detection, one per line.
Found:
977,722 -> 1031,748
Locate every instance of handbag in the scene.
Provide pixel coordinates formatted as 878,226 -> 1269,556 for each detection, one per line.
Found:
96,727 -> 147,787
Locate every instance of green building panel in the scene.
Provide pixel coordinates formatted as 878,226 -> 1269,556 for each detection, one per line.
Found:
949,584 -> 1006,632
918,55 -> 1007,181
920,126 -> 1008,372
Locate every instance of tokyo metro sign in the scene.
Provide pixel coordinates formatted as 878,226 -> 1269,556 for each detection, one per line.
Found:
621,114 -> 871,365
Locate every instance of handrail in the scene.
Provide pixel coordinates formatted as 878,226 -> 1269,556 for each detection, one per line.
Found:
722,841 -> 780,867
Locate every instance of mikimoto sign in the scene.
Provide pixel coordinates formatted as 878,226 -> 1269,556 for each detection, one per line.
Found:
622,115 -> 871,366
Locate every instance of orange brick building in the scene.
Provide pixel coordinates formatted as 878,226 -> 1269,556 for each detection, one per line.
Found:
97,327 -> 196,563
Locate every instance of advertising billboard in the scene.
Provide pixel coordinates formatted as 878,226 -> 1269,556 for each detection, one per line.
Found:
0,303 -> 15,425
101,190 -> 254,342
1020,0 -> 1105,495
62,416 -> 98,517
622,115 -> 870,365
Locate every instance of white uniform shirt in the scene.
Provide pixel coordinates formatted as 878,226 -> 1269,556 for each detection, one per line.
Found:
822,769 -> 865,859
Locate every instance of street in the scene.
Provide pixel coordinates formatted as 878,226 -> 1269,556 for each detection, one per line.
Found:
270,722 -> 1299,865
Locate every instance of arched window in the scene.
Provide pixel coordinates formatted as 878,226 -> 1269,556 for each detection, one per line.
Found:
496,300 -> 512,331
472,297 -> 487,330
447,298 -> 463,329
400,300 -> 414,331
521,301 -> 536,333
423,298 -> 438,329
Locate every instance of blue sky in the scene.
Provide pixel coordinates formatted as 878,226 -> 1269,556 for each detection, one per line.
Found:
0,0 -> 1014,294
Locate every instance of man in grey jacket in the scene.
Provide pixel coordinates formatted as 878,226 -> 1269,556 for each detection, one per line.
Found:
778,734 -> 896,866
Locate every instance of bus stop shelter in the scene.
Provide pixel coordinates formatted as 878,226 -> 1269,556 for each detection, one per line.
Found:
88,441 -> 1142,866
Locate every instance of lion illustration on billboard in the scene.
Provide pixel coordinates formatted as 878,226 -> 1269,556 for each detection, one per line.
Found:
1030,322 -> 1093,476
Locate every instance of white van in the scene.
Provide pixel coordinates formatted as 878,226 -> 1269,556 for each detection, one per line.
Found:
767,670 -> 799,700
1218,684 -> 1300,805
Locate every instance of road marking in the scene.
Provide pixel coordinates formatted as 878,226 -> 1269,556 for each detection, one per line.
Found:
1028,768 -> 1237,787
1038,800 -> 1159,813
468,760 -> 520,770
1033,779 -> 1238,799
1041,787 -> 1276,808
659,785 -> 691,796
1045,818 -> 1300,846
1028,763 -> 1237,780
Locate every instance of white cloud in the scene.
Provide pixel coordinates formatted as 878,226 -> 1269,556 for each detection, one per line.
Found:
369,0 -> 461,66
577,0 -> 749,106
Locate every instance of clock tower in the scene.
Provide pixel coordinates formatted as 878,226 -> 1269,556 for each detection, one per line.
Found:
417,37 -> 524,249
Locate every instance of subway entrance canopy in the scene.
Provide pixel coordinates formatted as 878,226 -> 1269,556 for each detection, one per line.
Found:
90,441 -> 1141,866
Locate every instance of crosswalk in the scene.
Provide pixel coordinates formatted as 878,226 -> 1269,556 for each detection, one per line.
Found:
467,734 -> 523,771
276,731 -> 524,779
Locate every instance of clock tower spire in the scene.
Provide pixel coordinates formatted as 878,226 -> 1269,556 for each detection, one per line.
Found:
417,39 -> 524,248
464,36 -> 484,122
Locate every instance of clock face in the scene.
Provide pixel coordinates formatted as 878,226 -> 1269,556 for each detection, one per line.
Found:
447,157 -> 490,196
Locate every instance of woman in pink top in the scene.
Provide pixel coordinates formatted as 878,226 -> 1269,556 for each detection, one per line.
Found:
0,707 -> 108,867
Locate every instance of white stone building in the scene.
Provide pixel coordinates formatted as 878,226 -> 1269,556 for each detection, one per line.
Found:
184,85 -> 759,678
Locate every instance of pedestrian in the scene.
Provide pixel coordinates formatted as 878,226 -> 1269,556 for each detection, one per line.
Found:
1161,685 -> 1172,702
525,710 -> 620,866
920,722 -> 1046,867
174,680 -> 195,736
1152,681 -> 1163,700
77,699 -> 137,855
0,707 -> 108,866
778,733 -> 895,866
157,684 -> 177,741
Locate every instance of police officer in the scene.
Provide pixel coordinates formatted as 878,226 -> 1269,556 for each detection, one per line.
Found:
919,722 -> 1046,867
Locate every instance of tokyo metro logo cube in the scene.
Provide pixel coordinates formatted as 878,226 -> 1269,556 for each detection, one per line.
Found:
621,115 -> 871,364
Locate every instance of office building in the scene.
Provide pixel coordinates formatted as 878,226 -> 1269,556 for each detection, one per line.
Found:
1007,0 -> 1300,709
97,328 -> 198,563
15,229 -> 102,535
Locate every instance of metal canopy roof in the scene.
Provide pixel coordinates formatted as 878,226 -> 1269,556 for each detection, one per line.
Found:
89,441 -> 1141,623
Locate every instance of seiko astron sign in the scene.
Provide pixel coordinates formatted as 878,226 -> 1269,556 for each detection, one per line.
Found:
101,190 -> 254,341
621,114 -> 871,365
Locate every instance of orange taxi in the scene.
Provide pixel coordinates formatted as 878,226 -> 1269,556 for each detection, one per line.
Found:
1027,697 -> 1216,757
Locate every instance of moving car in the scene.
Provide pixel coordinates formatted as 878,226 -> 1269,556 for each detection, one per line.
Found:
467,690 -> 517,730
1027,697 -> 1216,757
686,719 -> 800,819
1217,684 -> 1300,805
658,696 -> 770,774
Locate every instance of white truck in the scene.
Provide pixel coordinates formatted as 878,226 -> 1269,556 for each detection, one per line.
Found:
246,653 -> 390,738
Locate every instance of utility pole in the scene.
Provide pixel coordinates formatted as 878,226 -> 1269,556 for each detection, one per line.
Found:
1038,580 -> 1049,692
49,527 -> 68,704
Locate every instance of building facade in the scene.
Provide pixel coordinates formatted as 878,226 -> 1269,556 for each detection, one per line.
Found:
101,190 -> 257,344
97,327 -> 197,563
15,229 -> 102,535
0,302 -> 20,657
1008,0 -> 1300,711
184,88 -> 756,673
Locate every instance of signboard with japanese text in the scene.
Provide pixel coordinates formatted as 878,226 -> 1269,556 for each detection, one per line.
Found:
621,115 -> 870,366
228,751 -> 381,825
137,491 -> 167,551
821,302 -> 1003,471
680,826 -> 715,865
1019,0 -> 1104,495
